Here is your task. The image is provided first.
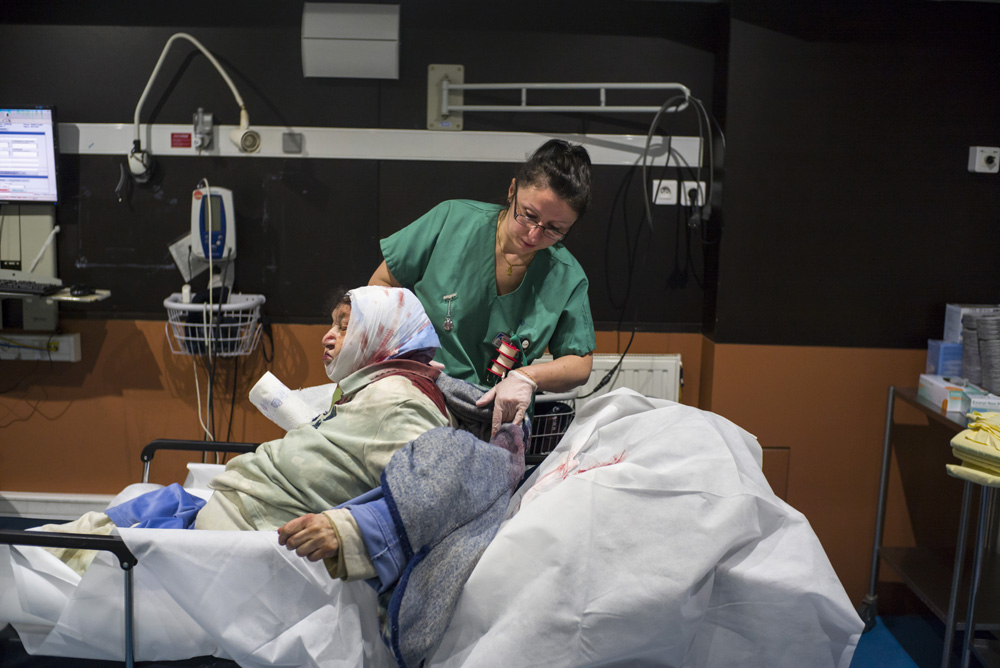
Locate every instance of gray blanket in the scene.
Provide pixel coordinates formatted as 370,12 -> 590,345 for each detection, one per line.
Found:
380,375 -> 527,668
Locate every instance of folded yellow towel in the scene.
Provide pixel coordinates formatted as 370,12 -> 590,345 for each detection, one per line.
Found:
946,463 -> 1000,488
950,448 -> 1000,476
950,412 -> 1000,477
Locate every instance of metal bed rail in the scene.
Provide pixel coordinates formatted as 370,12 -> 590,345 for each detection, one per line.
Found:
140,438 -> 258,483
2,437 -> 259,667
0,530 -> 138,668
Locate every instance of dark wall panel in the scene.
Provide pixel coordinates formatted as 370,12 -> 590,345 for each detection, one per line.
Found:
0,2 -> 721,328
0,24 -> 379,129
717,7 -> 1000,348
54,156 -> 381,321
377,160 -> 710,331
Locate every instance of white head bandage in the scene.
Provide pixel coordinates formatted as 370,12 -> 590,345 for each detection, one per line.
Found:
325,286 -> 439,383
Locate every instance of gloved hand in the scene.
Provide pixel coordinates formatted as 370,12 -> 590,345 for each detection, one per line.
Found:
475,369 -> 537,437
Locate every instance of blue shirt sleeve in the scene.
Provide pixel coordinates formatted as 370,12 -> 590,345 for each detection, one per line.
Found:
347,496 -> 407,594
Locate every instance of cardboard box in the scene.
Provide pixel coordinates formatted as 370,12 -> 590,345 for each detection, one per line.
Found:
961,384 -> 1000,413
926,339 -> 963,376
944,303 -> 1000,343
918,374 -> 966,412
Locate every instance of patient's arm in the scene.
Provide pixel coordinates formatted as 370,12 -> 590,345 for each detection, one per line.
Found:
368,260 -> 401,288
280,510 -> 379,583
278,513 -> 339,561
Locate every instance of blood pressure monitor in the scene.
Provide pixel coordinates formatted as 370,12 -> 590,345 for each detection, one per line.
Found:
191,186 -> 235,260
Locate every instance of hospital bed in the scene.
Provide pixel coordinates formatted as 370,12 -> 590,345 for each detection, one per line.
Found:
0,412 -> 564,668
0,390 -> 865,668
0,395 -> 571,668
0,438 -> 259,668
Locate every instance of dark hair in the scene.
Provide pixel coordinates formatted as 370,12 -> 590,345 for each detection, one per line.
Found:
515,139 -> 593,218
324,287 -> 351,317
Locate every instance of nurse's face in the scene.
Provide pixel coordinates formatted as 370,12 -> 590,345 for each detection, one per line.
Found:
322,302 -> 351,368
502,178 -> 577,255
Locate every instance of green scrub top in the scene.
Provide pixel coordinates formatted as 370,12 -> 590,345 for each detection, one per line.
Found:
380,199 -> 595,387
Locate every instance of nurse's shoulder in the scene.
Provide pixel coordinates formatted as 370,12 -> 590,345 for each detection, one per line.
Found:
429,198 -> 503,222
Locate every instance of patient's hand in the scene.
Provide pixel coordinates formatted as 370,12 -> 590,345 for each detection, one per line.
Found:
277,513 -> 340,562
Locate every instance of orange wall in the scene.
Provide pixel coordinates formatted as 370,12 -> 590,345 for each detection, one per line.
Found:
0,323 -> 701,490
0,319 -> 328,489
1,320 -> 932,606
704,343 -> 930,606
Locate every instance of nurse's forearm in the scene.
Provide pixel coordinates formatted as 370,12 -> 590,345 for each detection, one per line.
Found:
521,353 -> 593,394
369,260 -> 401,288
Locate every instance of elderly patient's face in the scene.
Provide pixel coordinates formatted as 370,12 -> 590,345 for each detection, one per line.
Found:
322,302 -> 351,366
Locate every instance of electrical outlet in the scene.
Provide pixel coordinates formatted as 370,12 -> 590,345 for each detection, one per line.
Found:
282,132 -> 304,154
681,181 -> 706,206
0,332 -> 81,362
652,179 -> 678,205
192,108 -> 213,150
969,146 -> 999,174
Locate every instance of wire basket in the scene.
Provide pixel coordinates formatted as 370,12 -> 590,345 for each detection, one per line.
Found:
164,292 -> 265,357
527,390 -> 578,464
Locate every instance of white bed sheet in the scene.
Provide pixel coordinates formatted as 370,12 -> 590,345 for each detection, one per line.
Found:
0,389 -> 862,667
428,390 -> 862,667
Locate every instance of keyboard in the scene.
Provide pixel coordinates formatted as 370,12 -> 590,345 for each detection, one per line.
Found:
0,269 -> 63,296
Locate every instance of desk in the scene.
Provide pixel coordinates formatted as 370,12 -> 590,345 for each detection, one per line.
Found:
862,386 -> 1000,668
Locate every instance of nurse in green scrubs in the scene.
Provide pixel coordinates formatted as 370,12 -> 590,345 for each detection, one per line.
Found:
369,139 -> 596,433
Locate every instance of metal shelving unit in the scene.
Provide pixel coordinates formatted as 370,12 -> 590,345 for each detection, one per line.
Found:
863,386 -> 1000,667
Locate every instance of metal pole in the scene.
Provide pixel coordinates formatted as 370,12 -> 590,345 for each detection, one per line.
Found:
942,480 -> 974,668
860,386 -> 897,629
961,486 -> 991,668
124,565 -> 135,668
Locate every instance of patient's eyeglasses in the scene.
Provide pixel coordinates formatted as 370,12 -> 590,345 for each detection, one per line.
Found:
512,191 -> 569,241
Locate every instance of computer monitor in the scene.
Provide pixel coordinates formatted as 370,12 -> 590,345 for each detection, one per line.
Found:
0,106 -> 60,205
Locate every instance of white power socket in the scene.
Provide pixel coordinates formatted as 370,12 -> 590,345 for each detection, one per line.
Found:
0,332 -> 81,362
681,180 -> 706,206
652,179 -> 678,205
969,146 -> 999,174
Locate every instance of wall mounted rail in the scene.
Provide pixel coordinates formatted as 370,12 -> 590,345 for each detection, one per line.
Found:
427,65 -> 691,130
443,82 -> 691,115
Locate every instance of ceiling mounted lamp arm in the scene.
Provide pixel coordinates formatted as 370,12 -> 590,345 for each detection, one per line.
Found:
128,32 -> 259,184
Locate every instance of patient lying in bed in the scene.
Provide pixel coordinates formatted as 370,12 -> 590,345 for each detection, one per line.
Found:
7,285 -> 527,668
3,294 -> 866,668
38,286 -> 454,579
3,385 -> 865,667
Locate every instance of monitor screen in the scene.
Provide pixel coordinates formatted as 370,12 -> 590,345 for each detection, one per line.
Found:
0,107 -> 60,205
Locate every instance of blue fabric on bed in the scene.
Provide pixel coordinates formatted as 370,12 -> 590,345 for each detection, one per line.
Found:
105,483 -> 206,529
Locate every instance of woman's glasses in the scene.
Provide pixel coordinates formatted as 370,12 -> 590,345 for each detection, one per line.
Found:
512,192 -> 568,241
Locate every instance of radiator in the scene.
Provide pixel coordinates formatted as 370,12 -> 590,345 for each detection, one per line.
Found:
537,353 -> 682,407
527,353 -> 682,459
0,491 -> 115,521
